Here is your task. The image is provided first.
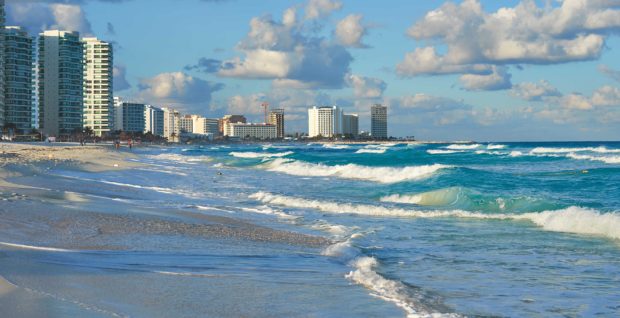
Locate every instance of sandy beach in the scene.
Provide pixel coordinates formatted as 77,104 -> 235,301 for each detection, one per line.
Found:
0,142 -> 339,318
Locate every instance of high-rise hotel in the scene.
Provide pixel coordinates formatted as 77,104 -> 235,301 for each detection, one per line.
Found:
0,0 -> 5,127
371,104 -> 388,139
83,37 -> 113,136
4,26 -> 33,131
38,30 -> 84,137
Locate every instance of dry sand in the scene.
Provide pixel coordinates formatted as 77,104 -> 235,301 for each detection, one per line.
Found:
0,143 -> 142,172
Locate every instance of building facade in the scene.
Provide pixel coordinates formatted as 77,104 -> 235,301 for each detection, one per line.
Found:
308,106 -> 343,138
82,37 -> 113,136
226,123 -> 277,139
342,113 -> 359,138
179,115 -> 193,133
38,30 -> 83,137
144,105 -> 164,136
162,107 -> 180,142
4,26 -> 33,131
220,114 -> 246,135
371,104 -> 388,139
0,0 -> 6,127
268,108 -> 284,138
120,101 -> 145,133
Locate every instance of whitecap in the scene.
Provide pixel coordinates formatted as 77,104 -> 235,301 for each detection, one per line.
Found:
250,192 -> 620,241
229,151 -> 294,159
355,148 -> 387,154
445,144 -> 481,150
427,149 -> 462,155
262,159 -> 450,183
487,144 -> 507,150
566,153 -> 620,164
322,144 -> 350,149
530,146 -> 620,154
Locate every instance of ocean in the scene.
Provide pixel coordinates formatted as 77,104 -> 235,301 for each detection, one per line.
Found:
1,141 -> 619,317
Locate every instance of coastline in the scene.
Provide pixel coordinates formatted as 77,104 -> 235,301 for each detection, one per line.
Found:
0,142 -> 335,317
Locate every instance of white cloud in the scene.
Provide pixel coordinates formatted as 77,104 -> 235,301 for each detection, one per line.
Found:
591,85 -> 620,106
217,3 -> 353,89
348,75 -> 386,99
6,3 -> 92,35
305,0 -> 342,20
138,72 -> 224,113
335,14 -> 367,47
459,66 -> 512,91
397,0 -> 620,90
510,80 -> 562,101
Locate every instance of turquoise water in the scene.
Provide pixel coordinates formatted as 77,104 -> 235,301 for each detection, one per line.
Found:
5,142 -> 620,317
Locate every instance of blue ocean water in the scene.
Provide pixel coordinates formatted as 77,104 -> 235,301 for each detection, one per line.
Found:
20,141 -> 620,317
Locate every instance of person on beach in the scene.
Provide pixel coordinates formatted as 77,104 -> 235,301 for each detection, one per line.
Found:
128,139 -> 133,150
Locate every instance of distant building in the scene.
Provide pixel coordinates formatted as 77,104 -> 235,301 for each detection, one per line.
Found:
162,107 -> 180,142
371,104 -> 388,139
268,109 -> 284,138
4,26 -> 33,131
220,114 -> 246,135
200,118 -> 220,136
226,123 -> 277,139
38,30 -> 83,137
308,106 -> 343,138
118,101 -> 145,133
179,114 -> 194,133
82,37 -> 113,136
144,105 -> 164,136
342,114 -> 359,138
0,1 -> 6,127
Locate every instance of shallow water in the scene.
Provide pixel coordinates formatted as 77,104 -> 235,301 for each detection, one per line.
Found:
2,141 -> 620,317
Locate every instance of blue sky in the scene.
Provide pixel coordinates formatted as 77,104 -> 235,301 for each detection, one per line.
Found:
7,0 -> 620,141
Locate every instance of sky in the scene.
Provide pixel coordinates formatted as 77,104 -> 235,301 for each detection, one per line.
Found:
6,0 -> 620,141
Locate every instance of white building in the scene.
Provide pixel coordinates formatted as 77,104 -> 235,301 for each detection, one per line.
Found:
144,105 -> 164,136
162,107 -> 180,142
226,123 -> 277,139
38,30 -> 83,137
82,37 -> 113,136
308,106 -> 343,138
343,114 -> 359,137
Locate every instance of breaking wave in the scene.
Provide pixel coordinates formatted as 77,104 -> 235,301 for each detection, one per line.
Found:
322,144 -> 350,149
229,151 -> 294,159
566,153 -> 620,164
356,148 -> 387,154
427,149 -> 462,155
530,146 -> 620,154
445,144 -> 481,150
148,153 -> 212,164
262,159 -> 451,183
250,192 -> 620,241
346,257 -> 462,318
487,144 -> 507,150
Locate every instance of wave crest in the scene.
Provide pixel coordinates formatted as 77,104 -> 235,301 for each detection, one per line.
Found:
229,151 -> 293,159
446,144 -> 480,150
263,159 -> 450,183
250,192 -> 620,241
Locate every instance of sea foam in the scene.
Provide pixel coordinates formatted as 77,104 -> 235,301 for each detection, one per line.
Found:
530,146 -> 620,154
356,148 -> 387,154
566,153 -> 620,164
346,257 -> 462,318
427,149 -> 462,155
263,159 -> 450,183
445,144 -> 481,150
250,192 -> 620,241
229,151 -> 293,159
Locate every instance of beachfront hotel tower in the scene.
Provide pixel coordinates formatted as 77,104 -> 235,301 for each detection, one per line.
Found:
4,26 -> 33,131
371,104 -> 388,139
83,37 -> 113,137
308,106 -> 343,138
0,0 -> 6,127
342,113 -> 359,138
268,108 -> 284,138
38,30 -> 84,137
